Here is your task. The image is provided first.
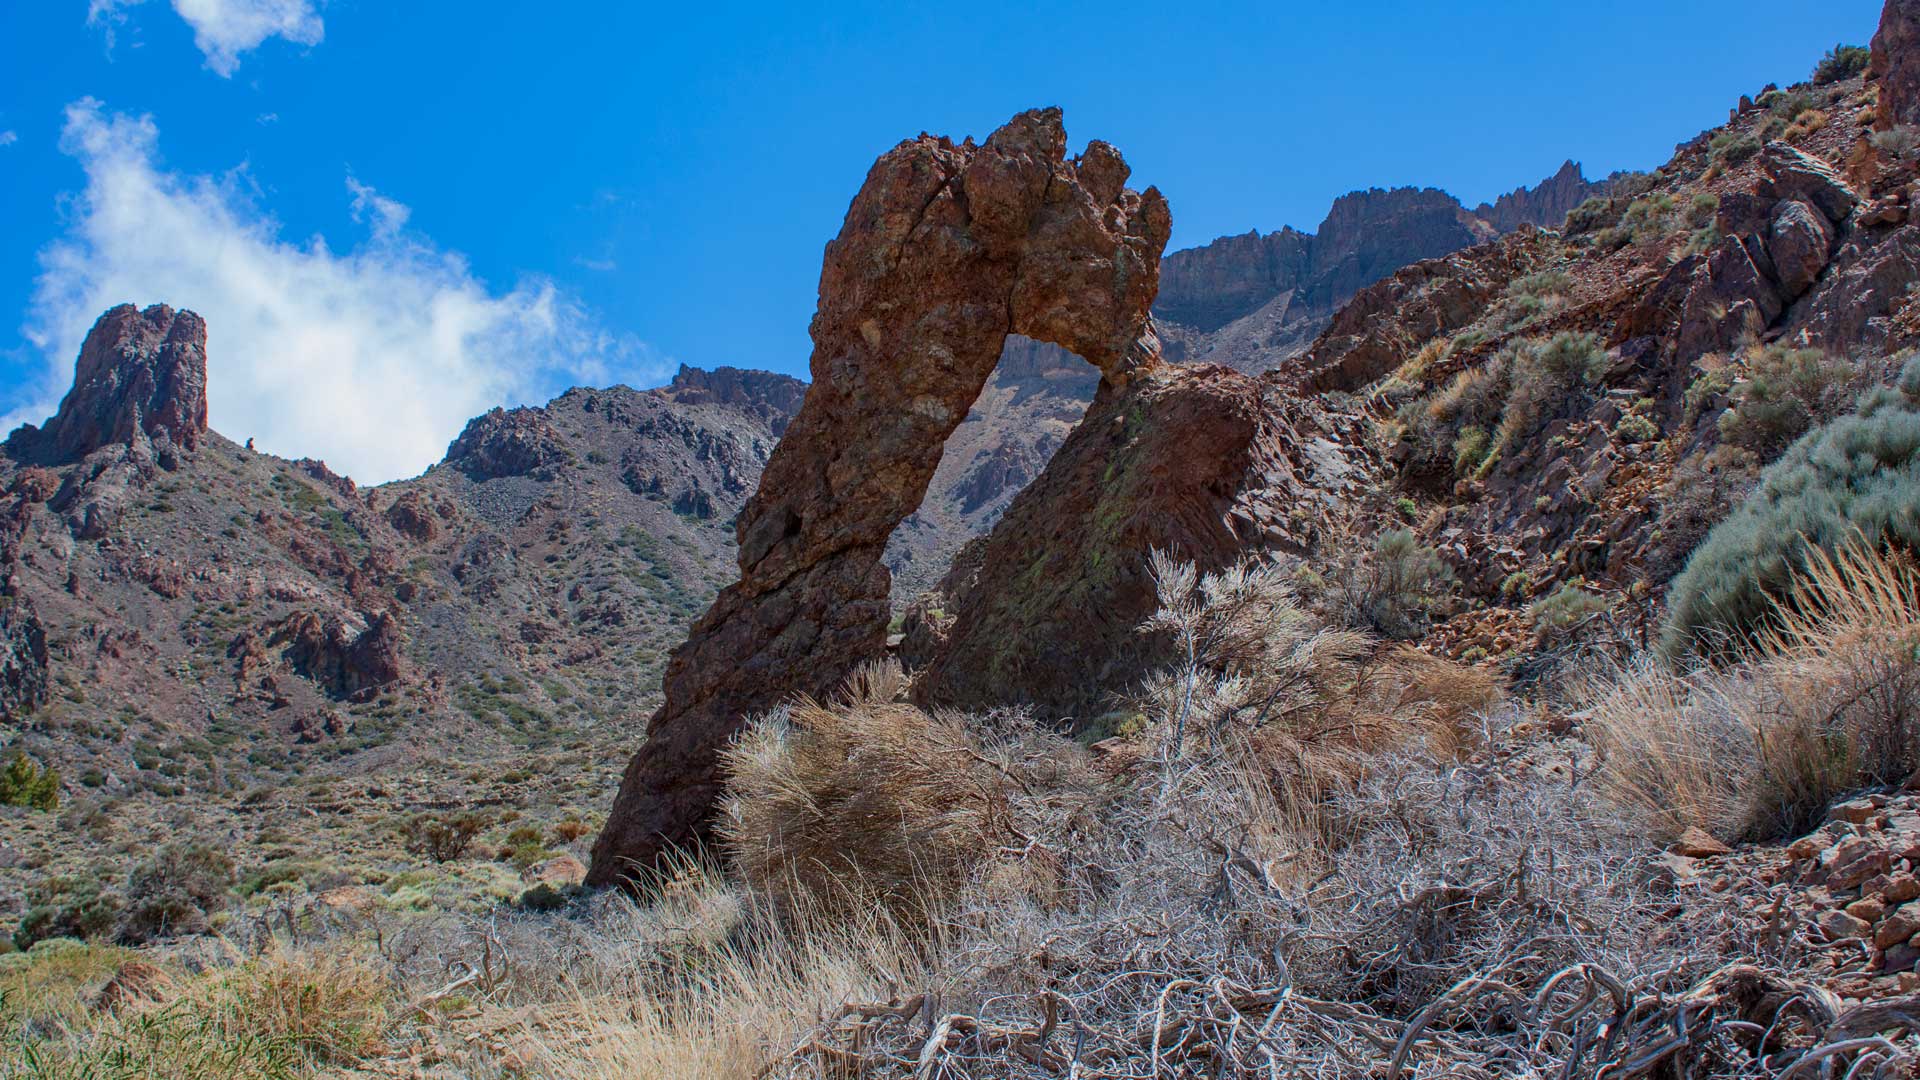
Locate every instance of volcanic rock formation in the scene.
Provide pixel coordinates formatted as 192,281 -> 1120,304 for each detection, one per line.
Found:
1874,0 -> 1920,129
16,304 -> 209,464
589,108 -> 1172,885
905,364 -> 1371,721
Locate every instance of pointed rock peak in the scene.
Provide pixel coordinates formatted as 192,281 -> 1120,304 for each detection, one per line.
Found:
22,304 -> 209,464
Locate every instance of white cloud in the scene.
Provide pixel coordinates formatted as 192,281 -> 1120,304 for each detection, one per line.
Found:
18,98 -> 663,484
88,0 -> 323,76
0,131 -> 16,147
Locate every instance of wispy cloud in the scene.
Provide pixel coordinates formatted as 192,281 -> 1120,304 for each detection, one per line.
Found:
18,98 -> 666,484
0,131 -> 16,147
88,0 -> 323,76
573,255 -> 617,272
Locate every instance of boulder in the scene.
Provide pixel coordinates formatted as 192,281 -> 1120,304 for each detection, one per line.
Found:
1769,200 -> 1837,298
521,854 -> 587,888
910,366 -> 1368,720
588,108 -> 1172,887
1757,143 -> 1858,224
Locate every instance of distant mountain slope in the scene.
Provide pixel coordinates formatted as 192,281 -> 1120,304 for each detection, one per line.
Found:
0,310 -> 802,792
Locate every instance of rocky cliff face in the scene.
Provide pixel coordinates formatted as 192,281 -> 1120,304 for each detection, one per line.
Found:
1473,161 -> 1621,234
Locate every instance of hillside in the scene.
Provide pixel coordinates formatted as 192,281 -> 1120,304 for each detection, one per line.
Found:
18,8 -> 1920,1078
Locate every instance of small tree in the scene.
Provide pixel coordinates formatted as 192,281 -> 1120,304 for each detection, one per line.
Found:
0,752 -> 58,811
1814,44 -> 1870,85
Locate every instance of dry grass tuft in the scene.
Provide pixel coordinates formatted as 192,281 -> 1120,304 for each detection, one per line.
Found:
720,661 -> 1067,917
1381,644 -> 1503,758
1588,537 -> 1920,841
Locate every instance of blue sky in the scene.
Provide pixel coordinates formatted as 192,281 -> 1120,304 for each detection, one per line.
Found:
0,0 -> 1886,482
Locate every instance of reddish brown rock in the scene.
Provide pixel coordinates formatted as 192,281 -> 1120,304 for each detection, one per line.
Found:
908,365 -> 1368,720
1873,0 -> 1920,130
588,108 -> 1171,886
1673,827 -> 1733,859
259,609 -> 405,701
19,304 -> 208,463
444,406 -> 571,480
383,490 -> 443,543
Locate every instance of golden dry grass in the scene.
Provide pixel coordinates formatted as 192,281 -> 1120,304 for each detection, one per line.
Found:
1588,537 -> 1920,841
719,661 -> 1020,918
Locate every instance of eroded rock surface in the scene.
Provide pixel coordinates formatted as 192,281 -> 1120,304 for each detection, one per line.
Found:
1874,0 -> 1920,128
17,304 -> 208,464
589,108 -> 1172,885
906,364 -> 1372,721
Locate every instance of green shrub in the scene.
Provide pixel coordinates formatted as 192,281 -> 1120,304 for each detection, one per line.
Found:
1814,43 -> 1870,85
1493,332 -> 1609,465
1616,413 -> 1659,444
1452,426 -> 1490,474
1710,130 -> 1763,167
1616,193 -> 1679,245
1532,583 -> 1609,644
1716,344 -> 1853,458
1663,355 -> 1920,656
13,876 -> 123,951
1686,192 -> 1720,229
120,843 -> 236,943
1358,530 -> 1457,640
0,753 -> 58,811
1565,195 -> 1614,235
1501,269 -> 1572,328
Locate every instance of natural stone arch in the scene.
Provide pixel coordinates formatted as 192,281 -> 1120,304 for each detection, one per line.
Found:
588,108 -> 1170,885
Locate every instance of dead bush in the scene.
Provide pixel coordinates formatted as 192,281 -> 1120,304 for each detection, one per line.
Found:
720,662 -> 1069,917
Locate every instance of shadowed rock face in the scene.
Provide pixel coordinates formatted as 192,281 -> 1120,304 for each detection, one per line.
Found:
905,364 -> 1371,722
588,107 -> 1171,886
25,304 -> 208,463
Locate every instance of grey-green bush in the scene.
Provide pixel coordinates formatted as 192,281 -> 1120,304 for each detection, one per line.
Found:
1814,44 -> 1870,85
1662,355 -> 1920,657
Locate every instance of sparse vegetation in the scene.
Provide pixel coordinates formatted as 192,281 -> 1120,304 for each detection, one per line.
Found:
1664,355 -> 1920,656
1715,343 -> 1854,457
0,752 -> 59,810
397,811 -> 490,864
1814,43 -> 1870,85
1874,125 -> 1920,159
1596,540 -> 1920,840
120,843 -> 236,944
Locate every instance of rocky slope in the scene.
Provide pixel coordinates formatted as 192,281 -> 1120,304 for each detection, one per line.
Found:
0,310 -> 803,799
886,162 -> 1617,599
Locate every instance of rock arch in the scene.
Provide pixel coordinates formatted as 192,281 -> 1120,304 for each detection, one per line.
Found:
588,108 -> 1170,885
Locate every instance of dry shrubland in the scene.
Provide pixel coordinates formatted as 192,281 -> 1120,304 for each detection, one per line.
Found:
1589,539 -> 1920,841
12,550 -> 1920,1078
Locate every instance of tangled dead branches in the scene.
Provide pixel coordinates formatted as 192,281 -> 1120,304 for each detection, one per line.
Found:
796,962 -> 1920,1079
